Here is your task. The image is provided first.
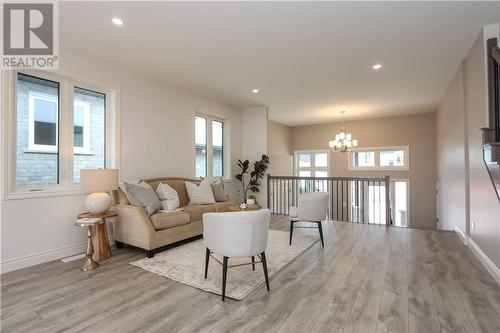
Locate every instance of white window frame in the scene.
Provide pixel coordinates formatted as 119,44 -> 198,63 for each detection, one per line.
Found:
348,146 -> 409,171
27,91 -> 59,153
73,100 -> 91,155
294,149 -> 330,177
2,70 -> 120,199
194,113 -> 230,180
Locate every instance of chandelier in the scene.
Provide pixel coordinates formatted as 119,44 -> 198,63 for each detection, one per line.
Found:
328,111 -> 358,153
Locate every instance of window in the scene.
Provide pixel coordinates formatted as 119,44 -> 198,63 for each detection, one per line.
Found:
212,120 -> 224,177
17,74 -> 60,186
195,116 -> 207,178
352,151 -> 375,167
194,115 -> 227,178
348,146 -> 409,170
294,150 -> 329,177
73,87 -> 106,183
7,71 -> 117,197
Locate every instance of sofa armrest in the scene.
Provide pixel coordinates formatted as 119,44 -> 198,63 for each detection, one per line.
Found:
112,204 -> 156,248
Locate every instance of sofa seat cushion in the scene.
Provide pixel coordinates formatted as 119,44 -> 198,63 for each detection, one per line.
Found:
184,204 -> 216,222
150,211 -> 190,230
214,201 -> 233,212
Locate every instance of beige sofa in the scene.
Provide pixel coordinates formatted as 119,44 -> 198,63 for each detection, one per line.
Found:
111,177 -> 233,257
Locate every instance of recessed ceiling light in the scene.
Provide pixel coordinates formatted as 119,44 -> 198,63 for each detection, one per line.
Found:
372,64 -> 382,70
112,17 -> 123,26
252,89 -> 259,94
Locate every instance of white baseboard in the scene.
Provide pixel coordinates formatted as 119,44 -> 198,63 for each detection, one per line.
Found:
454,225 -> 468,244
467,237 -> 500,286
454,225 -> 500,286
1,242 -> 86,274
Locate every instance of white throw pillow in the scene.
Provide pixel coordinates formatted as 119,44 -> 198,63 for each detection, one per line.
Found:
156,183 -> 180,212
185,180 -> 216,205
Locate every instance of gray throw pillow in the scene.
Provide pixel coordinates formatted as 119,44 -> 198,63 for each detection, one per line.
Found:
124,181 -> 161,215
210,180 -> 227,202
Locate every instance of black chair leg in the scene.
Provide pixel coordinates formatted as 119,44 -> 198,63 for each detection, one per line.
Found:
222,256 -> 228,301
261,251 -> 270,292
317,221 -> 324,247
205,248 -> 210,279
146,249 -> 155,258
251,256 -> 255,271
289,221 -> 294,246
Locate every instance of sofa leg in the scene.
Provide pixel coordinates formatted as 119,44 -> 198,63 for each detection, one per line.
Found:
146,249 -> 155,258
115,241 -> 124,249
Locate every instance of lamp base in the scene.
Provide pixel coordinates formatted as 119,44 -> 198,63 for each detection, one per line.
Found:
85,192 -> 112,214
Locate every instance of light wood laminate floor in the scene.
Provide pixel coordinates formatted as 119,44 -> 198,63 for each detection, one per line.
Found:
2,215 -> 500,333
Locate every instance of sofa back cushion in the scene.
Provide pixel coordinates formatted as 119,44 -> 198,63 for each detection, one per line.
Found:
143,177 -> 200,208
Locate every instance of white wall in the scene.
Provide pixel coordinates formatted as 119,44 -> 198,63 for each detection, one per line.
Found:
1,48 -> 243,272
436,24 -> 500,279
241,107 -> 269,206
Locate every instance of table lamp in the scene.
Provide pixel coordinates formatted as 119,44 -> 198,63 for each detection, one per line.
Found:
80,169 -> 119,214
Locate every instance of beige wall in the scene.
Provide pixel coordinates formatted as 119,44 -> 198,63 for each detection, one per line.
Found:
291,113 -> 437,229
436,25 -> 500,272
267,120 -> 293,177
436,64 -> 468,232
267,120 -> 292,155
465,27 -> 500,269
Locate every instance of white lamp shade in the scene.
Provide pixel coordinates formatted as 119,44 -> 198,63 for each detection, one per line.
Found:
339,132 -> 345,139
80,169 -> 119,192
335,134 -> 340,141
346,133 -> 352,140
329,141 -> 335,147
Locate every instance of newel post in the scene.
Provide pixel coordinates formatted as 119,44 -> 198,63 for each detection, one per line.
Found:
267,174 -> 271,210
384,175 -> 391,226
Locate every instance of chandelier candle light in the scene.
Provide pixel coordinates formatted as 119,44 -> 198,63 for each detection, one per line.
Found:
328,111 -> 358,153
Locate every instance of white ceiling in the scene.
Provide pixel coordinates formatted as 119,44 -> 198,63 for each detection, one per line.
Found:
60,2 -> 500,126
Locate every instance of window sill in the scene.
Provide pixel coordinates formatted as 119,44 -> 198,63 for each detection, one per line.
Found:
24,149 -> 58,154
4,188 -> 89,200
347,167 -> 409,171
74,152 -> 95,156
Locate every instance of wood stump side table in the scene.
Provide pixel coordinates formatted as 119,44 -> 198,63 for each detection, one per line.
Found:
77,211 -> 118,262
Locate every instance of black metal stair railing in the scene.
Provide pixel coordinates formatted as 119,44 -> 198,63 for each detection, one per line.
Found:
267,175 -> 391,225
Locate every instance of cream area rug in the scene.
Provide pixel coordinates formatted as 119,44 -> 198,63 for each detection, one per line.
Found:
130,229 -> 319,300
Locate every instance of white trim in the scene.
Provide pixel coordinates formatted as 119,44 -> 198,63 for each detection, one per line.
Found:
468,237 -> 500,286
453,225 -> 500,286
348,145 -> 409,171
0,242 -> 86,273
454,225 -> 468,244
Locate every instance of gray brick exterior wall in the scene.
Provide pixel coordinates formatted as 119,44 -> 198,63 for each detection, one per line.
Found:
16,77 -> 105,187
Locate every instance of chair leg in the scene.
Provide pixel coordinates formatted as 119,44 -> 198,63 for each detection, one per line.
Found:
205,248 -> 210,279
317,221 -> 324,247
222,256 -> 228,301
261,251 -> 270,292
251,256 -> 255,271
146,249 -> 155,258
289,221 -> 294,246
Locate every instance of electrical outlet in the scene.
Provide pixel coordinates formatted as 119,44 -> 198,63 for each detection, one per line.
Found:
472,220 -> 476,230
